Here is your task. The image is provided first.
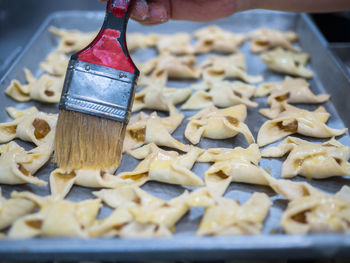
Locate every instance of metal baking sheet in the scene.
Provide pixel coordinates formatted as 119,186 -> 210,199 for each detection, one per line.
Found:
0,10 -> 350,261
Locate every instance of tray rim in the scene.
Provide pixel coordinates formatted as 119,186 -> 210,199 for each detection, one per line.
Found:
0,10 -> 350,261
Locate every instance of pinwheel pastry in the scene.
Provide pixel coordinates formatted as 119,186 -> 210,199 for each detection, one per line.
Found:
185,105 -> 254,145
193,25 -> 246,54
89,186 -> 189,238
132,81 -> 191,112
257,104 -> 347,147
123,105 -> 189,152
118,143 -> 204,187
156,33 -> 195,55
261,47 -> 314,78
5,69 -> 64,103
140,53 -> 201,80
0,188 -> 36,231
186,188 -> 272,236
197,144 -> 270,195
201,53 -> 263,83
181,80 -> 258,110
261,137 -> 350,179
256,77 -> 330,119
0,107 -> 57,146
8,191 -> 101,238
49,26 -> 96,54
40,51 -> 69,76
248,28 -> 298,53
0,142 -> 51,186
127,33 -> 158,52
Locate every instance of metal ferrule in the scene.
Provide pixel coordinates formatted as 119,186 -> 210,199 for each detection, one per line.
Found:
59,59 -> 139,123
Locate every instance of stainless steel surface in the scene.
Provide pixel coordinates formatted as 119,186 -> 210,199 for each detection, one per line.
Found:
0,10 -> 349,261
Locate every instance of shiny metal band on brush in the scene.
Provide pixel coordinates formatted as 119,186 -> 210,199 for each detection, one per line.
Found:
59,59 -> 139,123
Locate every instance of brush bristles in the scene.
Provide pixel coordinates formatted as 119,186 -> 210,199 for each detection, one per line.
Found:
54,110 -> 126,171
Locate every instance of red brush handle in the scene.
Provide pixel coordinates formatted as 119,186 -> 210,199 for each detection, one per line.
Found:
74,0 -> 137,74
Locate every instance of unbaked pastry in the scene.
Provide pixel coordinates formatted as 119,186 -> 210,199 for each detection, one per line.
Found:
0,107 -> 57,146
123,105 -> 189,152
248,28 -> 298,53
8,191 -> 101,238
181,80 -> 258,110
201,53 -> 263,83
40,51 -> 69,76
49,26 -> 96,54
156,33 -> 195,55
0,142 -> 51,186
256,77 -> 330,119
185,105 -> 254,145
261,47 -> 313,78
89,186 -> 189,238
5,69 -> 64,103
118,143 -> 204,187
187,188 -> 272,236
261,137 -> 350,179
257,104 -> 347,147
193,25 -> 246,54
0,188 -> 36,231
197,144 -> 269,195
127,33 -> 158,52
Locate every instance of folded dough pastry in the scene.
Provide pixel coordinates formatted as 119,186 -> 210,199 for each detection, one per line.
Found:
185,105 -> 254,145
124,105 -> 189,152
197,144 -> 269,195
49,26 -> 96,54
257,104 -> 347,147
40,51 -> 69,76
0,142 -> 51,186
181,80 -> 257,110
156,33 -> 195,55
133,82 -> 191,112
118,143 -> 204,187
8,191 -> 101,238
5,69 -> 64,103
127,33 -> 158,52
193,25 -> 246,54
261,137 -> 350,179
90,186 -> 189,238
0,188 -> 36,231
248,28 -> 298,53
187,188 -> 272,236
201,53 -> 263,84
261,47 -> 314,78
0,107 -> 57,146
256,77 -> 330,119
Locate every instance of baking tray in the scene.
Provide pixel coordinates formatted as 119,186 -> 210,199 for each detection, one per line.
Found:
0,10 -> 350,262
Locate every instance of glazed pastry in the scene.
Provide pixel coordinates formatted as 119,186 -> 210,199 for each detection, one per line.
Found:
261,47 -> 313,78
185,105 -> 254,145
197,144 -> 269,195
181,80 -> 257,110
261,137 -> 350,179
201,53 -> 263,83
89,186 -> 189,238
123,105 -> 189,152
248,28 -> 298,53
187,188 -> 272,236
0,142 -> 51,186
257,104 -> 347,147
49,26 -> 96,54
194,25 -> 246,54
127,33 -> 158,52
0,188 -> 36,231
0,107 -> 57,146
156,33 -> 195,54
118,143 -> 204,187
256,77 -> 330,119
40,51 -> 69,76
5,69 -> 64,103
8,191 -> 101,238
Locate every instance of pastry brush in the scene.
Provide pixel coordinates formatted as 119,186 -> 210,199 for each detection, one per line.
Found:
55,0 -> 139,171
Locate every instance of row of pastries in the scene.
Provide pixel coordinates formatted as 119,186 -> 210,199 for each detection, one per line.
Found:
0,24 -> 349,238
